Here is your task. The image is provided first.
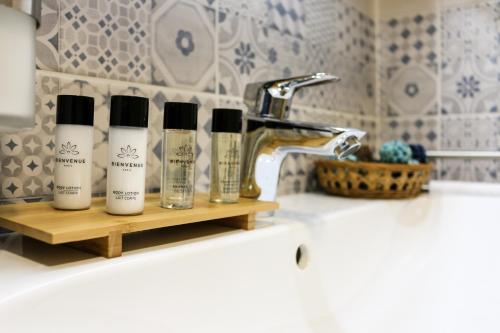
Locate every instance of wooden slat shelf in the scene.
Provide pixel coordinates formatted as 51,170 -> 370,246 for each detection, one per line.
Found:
0,193 -> 279,258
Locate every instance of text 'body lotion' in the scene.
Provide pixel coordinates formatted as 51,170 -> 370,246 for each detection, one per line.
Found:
106,95 -> 149,215
53,95 -> 95,210
161,102 -> 198,209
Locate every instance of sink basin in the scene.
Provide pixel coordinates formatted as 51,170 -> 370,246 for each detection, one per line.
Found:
1,181 -> 500,332
0,222 -> 329,332
276,181 -> 500,333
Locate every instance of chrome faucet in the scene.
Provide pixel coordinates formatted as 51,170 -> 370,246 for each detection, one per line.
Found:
240,73 -> 366,202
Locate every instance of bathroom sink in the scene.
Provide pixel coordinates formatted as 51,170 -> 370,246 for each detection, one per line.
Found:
1,181 -> 500,332
0,221 -> 330,332
276,181 -> 500,333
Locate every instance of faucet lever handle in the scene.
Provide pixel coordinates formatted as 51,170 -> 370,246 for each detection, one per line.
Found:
243,73 -> 340,120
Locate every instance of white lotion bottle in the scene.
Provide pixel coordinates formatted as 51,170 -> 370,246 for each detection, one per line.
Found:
53,95 -> 95,210
106,95 -> 149,215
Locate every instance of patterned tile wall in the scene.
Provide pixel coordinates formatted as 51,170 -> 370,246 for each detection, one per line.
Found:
439,1 -> 500,182
59,0 -> 151,82
378,11 -> 440,151
34,0 -> 375,108
152,0 -> 216,92
1,0 -> 379,204
378,0 -> 500,183
36,0 -> 60,71
299,0 -> 376,115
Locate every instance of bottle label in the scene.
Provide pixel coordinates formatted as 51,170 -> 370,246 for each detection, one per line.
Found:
110,190 -> 140,201
168,143 -> 195,193
109,144 -> 145,202
110,145 -> 145,173
53,125 -> 93,209
161,130 -> 196,207
55,141 -> 86,167
106,126 -> 148,215
55,185 -> 82,196
210,132 -> 241,202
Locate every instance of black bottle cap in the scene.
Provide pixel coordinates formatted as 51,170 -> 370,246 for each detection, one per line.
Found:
110,95 -> 149,128
56,95 -> 95,126
163,102 -> 198,130
212,108 -> 242,133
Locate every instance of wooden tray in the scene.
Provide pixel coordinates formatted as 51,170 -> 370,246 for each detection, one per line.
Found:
0,193 -> 278,258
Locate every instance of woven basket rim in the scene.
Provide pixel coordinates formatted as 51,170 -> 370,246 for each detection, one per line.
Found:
315,160 -> 433,172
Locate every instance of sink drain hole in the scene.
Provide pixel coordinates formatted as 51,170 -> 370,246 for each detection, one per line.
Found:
295,244 -> 309,270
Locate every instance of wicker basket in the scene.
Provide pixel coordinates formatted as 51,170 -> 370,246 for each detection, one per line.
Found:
315,160 -> 432,199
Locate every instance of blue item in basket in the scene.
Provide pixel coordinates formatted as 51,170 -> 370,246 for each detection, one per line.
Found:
379,140 -> 412,164
409,144 -> 427,163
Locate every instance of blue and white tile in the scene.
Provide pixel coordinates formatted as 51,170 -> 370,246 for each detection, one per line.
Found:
59,0 -> 151,83
266,0 -> 306,40
380,116 -> 440,150
441,115 -> 500,150
266,26 -> 307,80
380,12 -> 439,117
299,1 -> 376,115
441,2 -> 500,115
152,0 -> 216,92
36,0 -> 60,71
386,65 -> 437,116
218,11 -> 275,97
304,0 -> 336,47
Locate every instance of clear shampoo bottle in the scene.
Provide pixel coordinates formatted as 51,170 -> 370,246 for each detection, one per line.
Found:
161,102 -> 198,209
209,108 -> 242,203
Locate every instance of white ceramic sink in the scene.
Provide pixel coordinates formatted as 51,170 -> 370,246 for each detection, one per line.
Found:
0,220 -> 327,332
1,181 -> 500,332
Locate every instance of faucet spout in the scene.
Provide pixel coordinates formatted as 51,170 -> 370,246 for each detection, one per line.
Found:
240,117 -> 366,201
